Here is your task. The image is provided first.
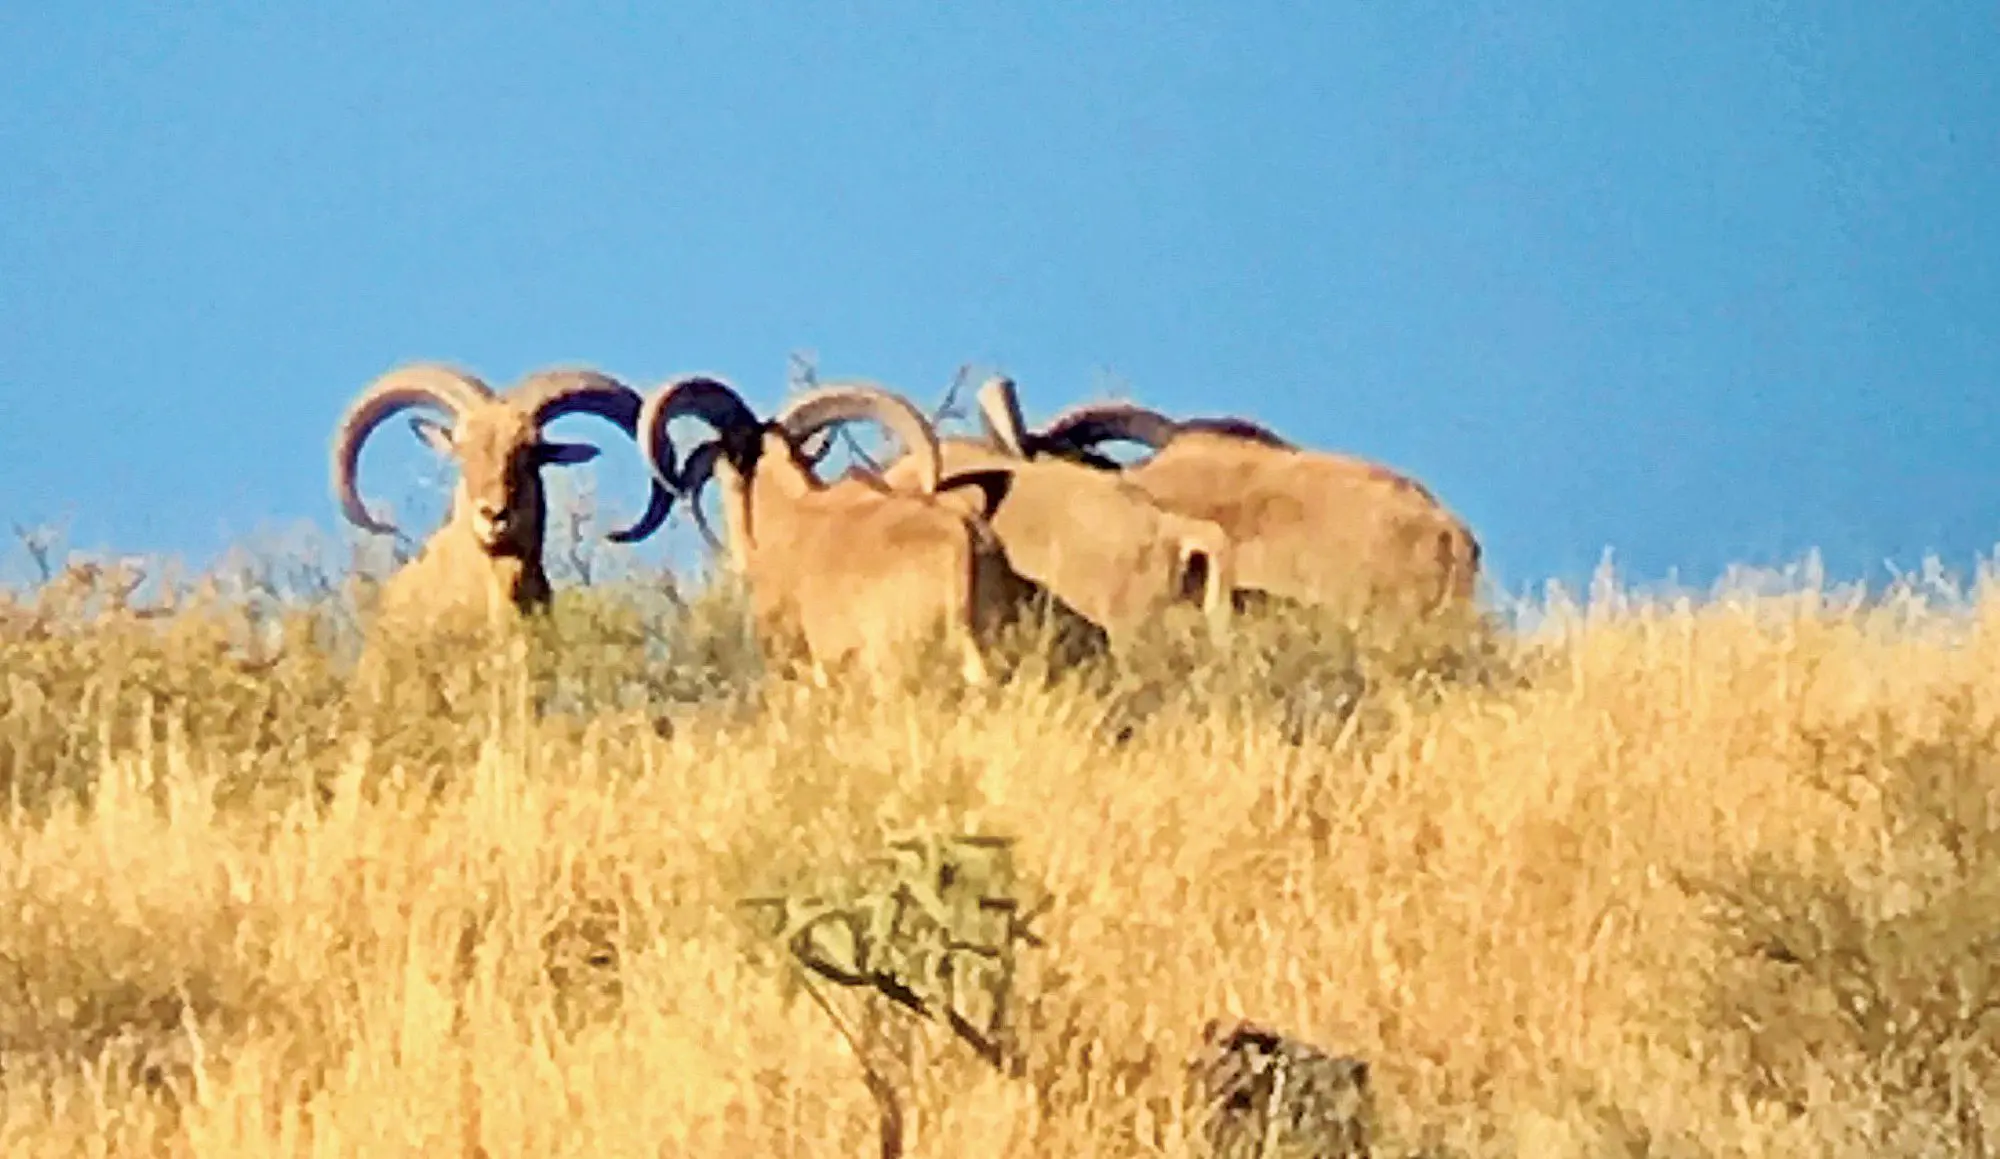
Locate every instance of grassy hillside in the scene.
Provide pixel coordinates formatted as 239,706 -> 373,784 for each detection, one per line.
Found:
1,538 -> 1998,1158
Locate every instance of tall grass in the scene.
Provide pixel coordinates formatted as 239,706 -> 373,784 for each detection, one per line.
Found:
2,530 -> 1998,1158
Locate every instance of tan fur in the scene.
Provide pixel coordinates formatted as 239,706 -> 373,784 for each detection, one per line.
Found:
646,379 -> 1105,690
876,434 -> 1237,647
749,435 -> 992,684
371,405 -> 554,637
1025,391 -> 1484,624
329,364 -> 667,687
1113,432 -> 1481,621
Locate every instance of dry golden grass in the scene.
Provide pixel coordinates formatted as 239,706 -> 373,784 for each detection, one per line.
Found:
2,543 -> 1999,1158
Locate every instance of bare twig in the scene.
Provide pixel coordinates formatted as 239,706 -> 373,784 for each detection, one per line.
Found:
12,520 -> 64,585
796,968 -> 905,1159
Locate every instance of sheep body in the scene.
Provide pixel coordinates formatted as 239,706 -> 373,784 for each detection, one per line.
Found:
643,376 -> 1104,688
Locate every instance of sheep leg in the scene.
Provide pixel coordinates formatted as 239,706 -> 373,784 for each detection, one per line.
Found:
955,628 -> 990,687
951,539 -> 994,687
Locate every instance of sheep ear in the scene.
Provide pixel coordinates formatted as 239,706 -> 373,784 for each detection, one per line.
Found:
409,415 -> 456,456
534,440 -> 600,467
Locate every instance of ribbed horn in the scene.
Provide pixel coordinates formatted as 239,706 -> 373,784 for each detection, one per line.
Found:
504,367 -> 674,544
1032,400 -> 1181,456
673,439 -> 730,554
975,375 -> 1029,457
774,380 -> 941,495
330,363 -> 495,536
635,374 -> 761,497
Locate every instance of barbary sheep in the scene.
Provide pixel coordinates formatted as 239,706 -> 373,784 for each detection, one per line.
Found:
860,375 -> 1236,648
998,389 -> 1483,623
636,373 -> 1103,686
330,361 -> 672,640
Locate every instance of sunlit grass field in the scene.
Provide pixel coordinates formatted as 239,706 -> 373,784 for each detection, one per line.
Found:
3,519 -> 1998,1157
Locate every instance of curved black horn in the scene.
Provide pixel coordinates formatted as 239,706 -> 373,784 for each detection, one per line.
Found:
1032,400 -> 1182,456
673,439 -> 730,555
506,366 -> 676,544
635,374 -> 762,496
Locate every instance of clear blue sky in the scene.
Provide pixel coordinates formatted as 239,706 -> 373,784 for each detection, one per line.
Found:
3,3 -> 1996,601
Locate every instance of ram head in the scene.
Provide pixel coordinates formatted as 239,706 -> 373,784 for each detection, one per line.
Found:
330,362 -> 672,637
